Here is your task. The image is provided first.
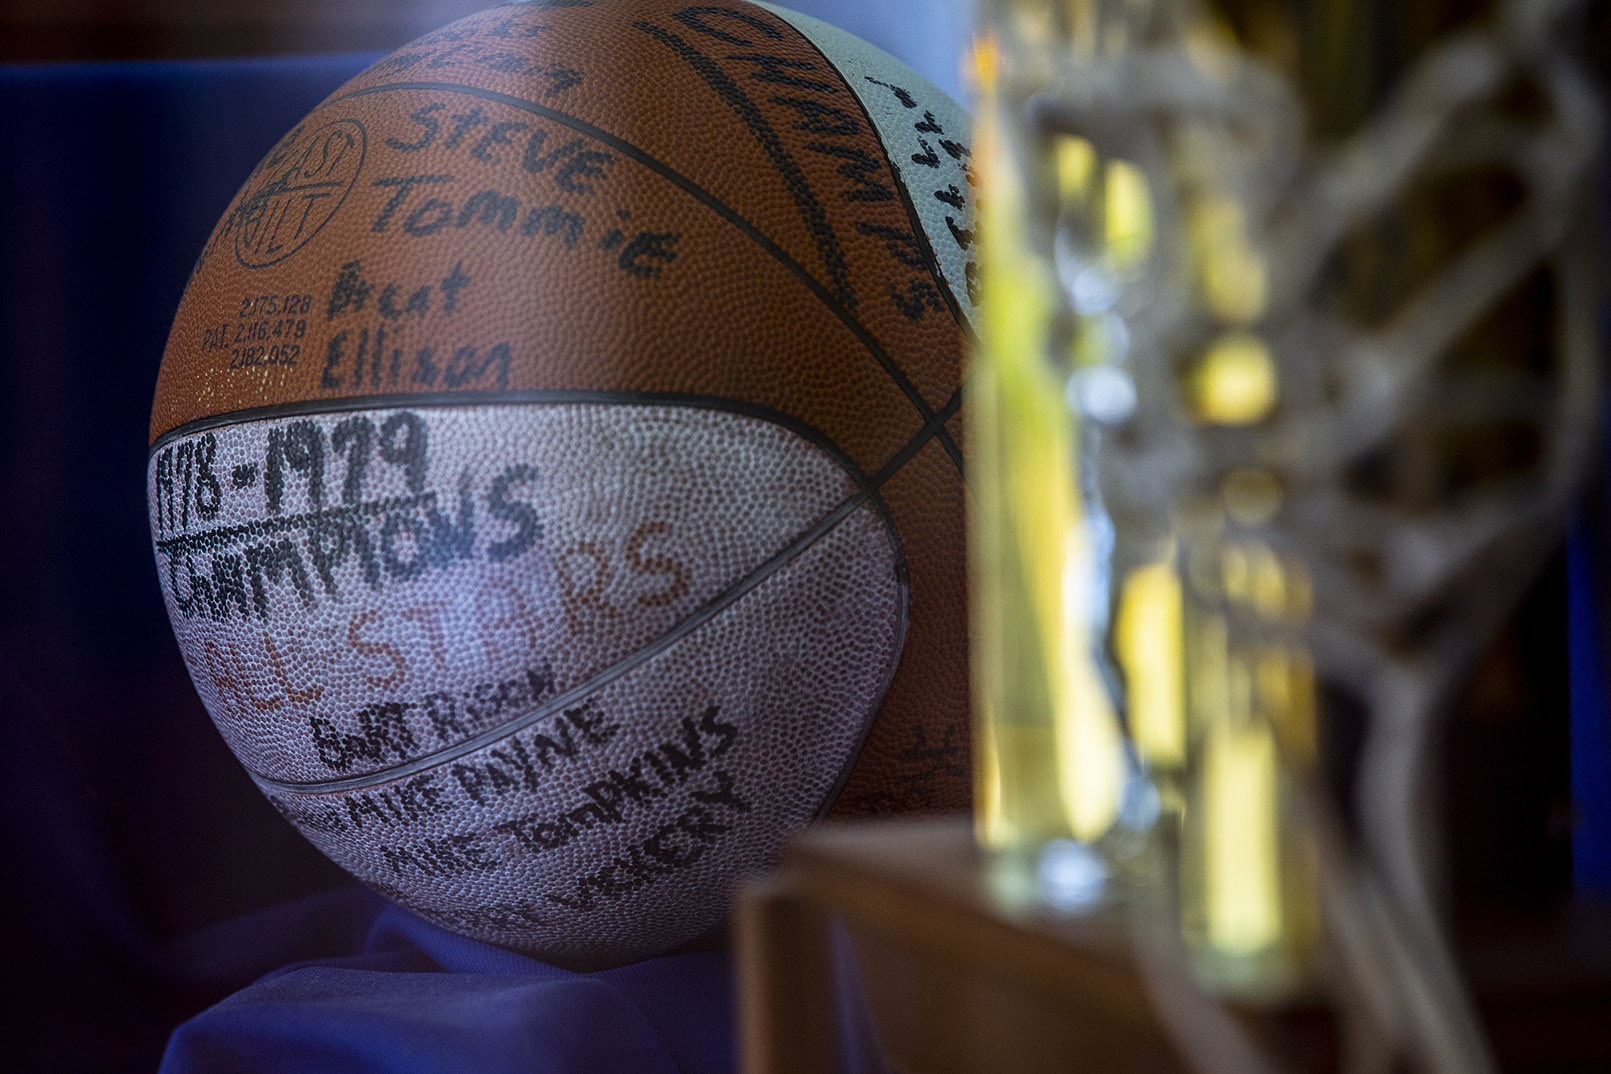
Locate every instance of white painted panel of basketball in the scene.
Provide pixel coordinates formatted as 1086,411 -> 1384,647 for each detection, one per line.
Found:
277,499 -> 902,962
147,401 -> 904,961
149,404 -> 861,780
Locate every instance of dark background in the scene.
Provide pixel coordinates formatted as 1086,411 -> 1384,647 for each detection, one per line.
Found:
0,0 -> 493,61
0,49 -> 380,1072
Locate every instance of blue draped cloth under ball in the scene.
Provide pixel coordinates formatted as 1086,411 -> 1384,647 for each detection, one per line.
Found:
158,890 -> 736,1074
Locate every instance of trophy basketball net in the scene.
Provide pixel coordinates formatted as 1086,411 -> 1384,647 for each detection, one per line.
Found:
969,1 -> 1604,1071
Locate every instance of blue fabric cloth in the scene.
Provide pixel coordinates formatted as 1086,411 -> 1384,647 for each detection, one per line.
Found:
160,893 -> 734,1074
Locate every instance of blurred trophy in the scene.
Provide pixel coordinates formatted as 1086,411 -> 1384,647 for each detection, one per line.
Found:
968,1 -> 1604,1071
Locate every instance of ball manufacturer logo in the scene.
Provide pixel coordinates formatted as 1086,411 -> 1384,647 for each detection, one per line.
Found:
235,119 -> 368,268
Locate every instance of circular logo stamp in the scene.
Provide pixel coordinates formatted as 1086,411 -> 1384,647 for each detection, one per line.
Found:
234,118 -> 367,268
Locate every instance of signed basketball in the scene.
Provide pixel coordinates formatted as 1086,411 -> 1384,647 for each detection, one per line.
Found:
147,0 -> 973,965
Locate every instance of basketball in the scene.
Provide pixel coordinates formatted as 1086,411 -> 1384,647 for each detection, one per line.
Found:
147,0 -> 973,966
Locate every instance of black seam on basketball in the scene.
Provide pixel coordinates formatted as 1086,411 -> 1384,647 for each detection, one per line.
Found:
150,390 -> 896,494
809,489 -> 909,821
150,391 -> 901,565
860,382 -> 965,489
311,79 -> 944,447
737,4 -> 971,477
630,15 -> 967,476
809,387 -> 957,816
868,401 -> 945,488
766,12 -> 975,344
737,16 -> 970,474
154,390 -> 936,801
781,51 -> 970,475
250,480 -> 901,795
935,381 -> 964,448
201,394 -> 920,796
630,17 -> 856,309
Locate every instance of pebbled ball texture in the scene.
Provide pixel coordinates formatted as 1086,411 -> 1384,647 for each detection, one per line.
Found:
147,0 -> 975,966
